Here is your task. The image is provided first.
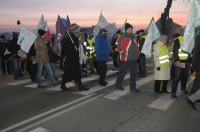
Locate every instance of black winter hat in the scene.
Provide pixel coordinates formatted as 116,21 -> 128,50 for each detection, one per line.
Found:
125,23 -> 133,31
38,29 -> 46,36
0,35 -> 6,39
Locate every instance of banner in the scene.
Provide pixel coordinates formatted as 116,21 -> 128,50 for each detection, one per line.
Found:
53,15 -> 66,57
35,14 -> 51,41
141,18 -> 160,58
181,0 -> 200,53
92,11 -> 109,37
121,18 -> 127,33
17,24 -> 37,53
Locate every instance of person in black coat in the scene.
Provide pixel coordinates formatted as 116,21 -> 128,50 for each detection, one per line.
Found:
7,32 -> 22,80
0,35 -> 11,75
60,23 -> 89,91
189,34 -> 200,95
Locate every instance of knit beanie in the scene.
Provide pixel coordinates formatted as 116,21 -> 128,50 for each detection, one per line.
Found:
38,29 -> 46,36
125,23 -> 133,31
70,23 -> 80,34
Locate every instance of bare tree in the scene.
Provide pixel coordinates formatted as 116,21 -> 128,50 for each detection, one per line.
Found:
160,0 -> 190,35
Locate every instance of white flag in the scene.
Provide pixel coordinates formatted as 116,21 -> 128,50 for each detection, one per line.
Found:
141,18 -> 160,58
35,14 -> 46,36
121,18 -> 127,33
18,24 -> 37,53
92,11 -> 109,37
181,0 -> 200,53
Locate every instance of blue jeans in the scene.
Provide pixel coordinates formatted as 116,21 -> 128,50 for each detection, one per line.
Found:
12,58 -> 21,78
36,63 -> 57,85
171,63 -> 190,94
115,61 -> 137,90
190,71 -> 200,95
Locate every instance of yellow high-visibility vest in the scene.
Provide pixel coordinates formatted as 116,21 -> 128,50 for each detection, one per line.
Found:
177,36 -> 188,60
159,45 -> 170,67
86,39 -> 95,59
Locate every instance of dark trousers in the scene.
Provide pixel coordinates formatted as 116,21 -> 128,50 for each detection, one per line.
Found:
0,55 -> 11,74
98,61 -> 107,83
171,64 -> 190,94
93,60 -> 99,74
190,71 -> 200,95
113,52 -> 119,68
139,53 -> 146,76
154,80 -> 168,92
27,60 -> 37,81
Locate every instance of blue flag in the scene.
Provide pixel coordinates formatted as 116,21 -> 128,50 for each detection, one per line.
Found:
53,15 -> 66,57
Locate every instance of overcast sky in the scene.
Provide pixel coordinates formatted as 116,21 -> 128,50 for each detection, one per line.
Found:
0,0 -> 190,33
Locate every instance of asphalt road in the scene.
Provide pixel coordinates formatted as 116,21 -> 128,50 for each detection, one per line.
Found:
0,59 -> 199,132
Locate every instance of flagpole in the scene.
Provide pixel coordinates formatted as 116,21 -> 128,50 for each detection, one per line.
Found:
66,31 -> 77,50
6,54 -> 16,62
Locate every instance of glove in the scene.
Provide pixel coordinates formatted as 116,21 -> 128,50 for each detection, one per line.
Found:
157,67 -> 160,71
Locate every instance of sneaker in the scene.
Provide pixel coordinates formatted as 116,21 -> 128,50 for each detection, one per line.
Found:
185,98 -> 196,110
171,93 -> 177,98
130,88 -> 140,93
116,87 -> 124,90
181,89 -> 188,94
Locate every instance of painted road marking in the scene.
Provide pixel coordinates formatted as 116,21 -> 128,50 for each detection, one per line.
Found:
45,70 -> 116,91
7,79 -> 31,85
148,79 -> 194,110
0,94 -> 96,132
103,74 -> 154,100
16,94 -> 103,132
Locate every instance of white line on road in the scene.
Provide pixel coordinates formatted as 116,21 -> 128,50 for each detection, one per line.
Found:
103,74 -> 154,100
0,93 -> 96,132
25,70 -> 116,89
7,79 -> 31,85
17,94 -> 103,132
148,78 -> 194,110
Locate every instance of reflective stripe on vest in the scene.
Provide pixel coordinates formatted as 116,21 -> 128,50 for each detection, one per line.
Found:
86,39 -> 95,58
177,36 -> 188,60
159,45 -> 170,67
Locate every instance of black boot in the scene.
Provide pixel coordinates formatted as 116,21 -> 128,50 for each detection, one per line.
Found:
60,82 -> 68,91
75,79 -> 89,91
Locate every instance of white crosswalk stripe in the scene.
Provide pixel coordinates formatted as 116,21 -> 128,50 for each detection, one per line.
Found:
103,74 -> 154,100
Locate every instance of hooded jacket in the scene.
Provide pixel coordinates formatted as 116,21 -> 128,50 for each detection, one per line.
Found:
95,33 -> 109,61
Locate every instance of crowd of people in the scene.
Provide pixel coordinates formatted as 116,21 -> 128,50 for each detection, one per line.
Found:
0,23 -> 200,110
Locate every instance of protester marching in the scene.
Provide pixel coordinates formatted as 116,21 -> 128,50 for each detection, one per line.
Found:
1,0 -> 200,112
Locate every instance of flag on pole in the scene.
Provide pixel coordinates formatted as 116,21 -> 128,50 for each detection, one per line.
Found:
141,17 -> 160,58
35,14 -> 51,41
92,11 -> 109,37
181,0 -> 200,53
53,15 -> 66,57
66,15 -> 71,31
17,24 -> 37,53
121,18 -> 127,33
